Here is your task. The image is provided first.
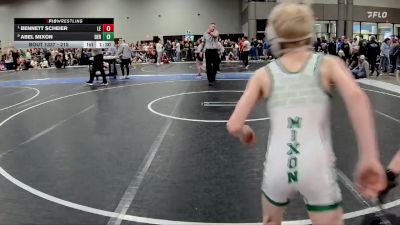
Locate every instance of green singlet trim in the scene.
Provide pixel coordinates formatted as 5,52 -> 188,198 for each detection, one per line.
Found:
262,191 -> 290,207
306,202 -> 342,212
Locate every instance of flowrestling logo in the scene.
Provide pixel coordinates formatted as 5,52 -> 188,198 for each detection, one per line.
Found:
367,11 -> 388,19
47,19 -> 83,24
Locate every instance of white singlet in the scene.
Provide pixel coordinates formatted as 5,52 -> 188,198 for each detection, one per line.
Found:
261,53 -> 342,212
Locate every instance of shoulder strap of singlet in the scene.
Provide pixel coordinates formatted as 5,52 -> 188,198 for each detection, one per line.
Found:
274,53 -> 316,75
264,63 -> 274,99
313,54 -> 333,98
314,54 -> 323,76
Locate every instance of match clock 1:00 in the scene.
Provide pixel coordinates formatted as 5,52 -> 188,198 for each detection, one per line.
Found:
96,41 -> 113,48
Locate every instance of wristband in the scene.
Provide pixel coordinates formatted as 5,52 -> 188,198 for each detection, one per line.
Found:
386,169 -> 398,184
378,169 -> 398,203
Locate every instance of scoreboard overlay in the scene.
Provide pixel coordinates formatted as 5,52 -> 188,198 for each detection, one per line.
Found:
14,18 -> 114,48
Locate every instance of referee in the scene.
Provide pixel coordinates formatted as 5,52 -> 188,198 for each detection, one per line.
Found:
203,23 -> 220,86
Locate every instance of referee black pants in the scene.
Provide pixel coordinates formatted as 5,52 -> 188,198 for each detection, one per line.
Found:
242,51 -> 249,67
205,49 -> 219,83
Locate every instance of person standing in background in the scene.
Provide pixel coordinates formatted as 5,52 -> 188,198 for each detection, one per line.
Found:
11,49 -> 19,71
117,39 -> 131,79
241,36 -> 251,70
106,44 -> 117,56
263,38 -> 271,60
366,35 -> 380,76
195,38 -> 205,77
203,23 -> 220,86
105,44 -> 118,79
59,48 -> 67,68
239,37 -> 244,60
389,38 -> 399,74
175,39 -> 181,62
165,40 -> 173,62
328,37 -> 337,55
341,37 -> 351,61
380,38 -> 391,75
156,40 -> 164,65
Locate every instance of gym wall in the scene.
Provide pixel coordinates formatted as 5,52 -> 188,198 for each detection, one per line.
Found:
0,0 -> 241,48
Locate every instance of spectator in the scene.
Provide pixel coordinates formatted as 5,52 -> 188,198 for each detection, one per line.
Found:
263,39 -> 272,60
187,42 -> 194,61
11,49 -> 19,70
389,38 -> 400,74
349,46 -> 360,70
320,36 -> 328,54
351,37 -> 359,49
195,38 -> 205,76
40,58 -> 49,68
314,37 -> 322,52
341,37 -> 351,59
328,37 -> 337,55
162,52 -> 170,64
165,40 -> 173,62
380,38 -> 391,74
175,39 -> 181,62
117,39 -> 131,79
30,58 -> 39,69
336,37 -> 343,54
352,55 -> 369,79
58,49 -> 67,68
25,50 -> 32,61
105,45 -> 117,56
241,36 -> 251,70
366,35 -> 380,76
54,54 -> 64,69
156,40 -> 163,65
17,57 -> 29,71
239,37 -> 244,60
359,38 -> 367,56
338,49 -> 346,61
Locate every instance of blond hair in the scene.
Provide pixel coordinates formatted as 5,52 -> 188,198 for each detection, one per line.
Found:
268,3 -> 315,45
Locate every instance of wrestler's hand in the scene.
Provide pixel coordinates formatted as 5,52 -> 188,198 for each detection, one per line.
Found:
239,125 -> 257,145
356,158 -> 387,199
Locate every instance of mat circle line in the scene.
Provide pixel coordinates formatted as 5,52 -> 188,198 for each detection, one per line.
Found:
147,90 -> 270,123
0,87 -> 40,111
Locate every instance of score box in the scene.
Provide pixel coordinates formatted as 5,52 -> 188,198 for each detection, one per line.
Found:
102,24 -> 114,32
95,41 -> 114,48
102,32 -> 114,41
